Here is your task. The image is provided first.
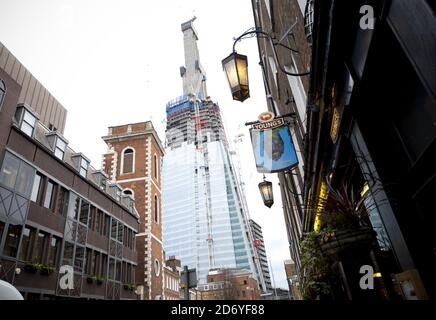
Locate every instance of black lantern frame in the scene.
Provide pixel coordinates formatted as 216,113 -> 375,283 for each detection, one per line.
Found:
259,177 -> 274,208
222,52 -> 250,102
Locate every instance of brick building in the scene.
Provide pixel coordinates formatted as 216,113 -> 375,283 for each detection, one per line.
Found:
163,256 -> 181,300
0,46 -> 139,300
197,268 -> 260,300
284,259 -> 301,300
251,0 -> 311,281
102,122 -> 165,299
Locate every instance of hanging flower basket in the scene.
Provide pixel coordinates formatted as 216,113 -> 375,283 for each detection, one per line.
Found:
320,228 -> 376,259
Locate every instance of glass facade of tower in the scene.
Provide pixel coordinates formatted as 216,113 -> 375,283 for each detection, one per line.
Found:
163,18 -> 264,287
163,114 -> 256,284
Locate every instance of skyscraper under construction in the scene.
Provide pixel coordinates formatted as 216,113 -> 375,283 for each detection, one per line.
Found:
162,18 -> 266,291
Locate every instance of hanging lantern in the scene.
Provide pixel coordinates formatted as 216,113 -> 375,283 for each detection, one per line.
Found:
222,52 -> 250,102
258,177 -> 274,208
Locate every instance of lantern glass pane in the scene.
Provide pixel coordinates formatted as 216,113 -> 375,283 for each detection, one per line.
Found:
224,58 -> 239,89
259,181 -> 272,202
236,56 -> 248,86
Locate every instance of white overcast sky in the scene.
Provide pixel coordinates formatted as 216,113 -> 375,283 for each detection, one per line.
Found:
0,0 -> 291,289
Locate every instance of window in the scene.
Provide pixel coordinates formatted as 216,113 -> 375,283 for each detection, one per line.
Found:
79,200 -> 89,225
43,180 -> 57,210
100,177 -> 107,191
116,260 -> 121,281
123,189 -> 133,197
127,264 -> 132,283
0,152 -> 18,189
74,246 -> 85,272
48,236 -> 61,267
153,154 -> 157,179
35,231 -> 49,263
128,229 -> 133,249
117,223 -> 123,243
154,195 -> 159,224
109,258 -> 115,280
20,110 -> 37,137
123,226 -> 128,246
92,250 -> 99,276
122,148 -> 134,174
56,187 -> 69,216
154,259 -> 160,276
30,173 -> 43,203
19,226 -> 34,262
79,158 -> 89,178
88,206 -> 95,229
54,138 -> 67,160
94,209 -> 101,233
15,160 -> 34,197
115,188 -> 121,202
0,152 -> 35,197
104,214 -> 110,237
101,254 -> 108,277
111,219 -> 118,240
85,248 -> 93,275
0,79 -> 5,109
62,242 -> 74,266
3,223 -> 22,258
121,261 -> 126,283
67,193 -> 80,219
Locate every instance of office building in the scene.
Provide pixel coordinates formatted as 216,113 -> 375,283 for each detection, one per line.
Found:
249,219 -> 273,293
0,48 -> 139,300
162,18 -> 265,290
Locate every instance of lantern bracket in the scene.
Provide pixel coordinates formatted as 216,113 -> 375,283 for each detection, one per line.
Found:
231,28 -> 310,77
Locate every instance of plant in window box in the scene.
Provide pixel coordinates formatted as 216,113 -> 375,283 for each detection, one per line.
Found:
87,275 -> 97,284
40,265 -> 55,276
23,262 -> 42,274
123,283 -> 135,291
95,276 -> 105,285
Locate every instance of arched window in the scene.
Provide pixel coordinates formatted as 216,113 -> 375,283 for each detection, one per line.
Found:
122,148 -> 134,174
153,154 -> 158,179
0,79 -> 6,110
154,194 -> 159,224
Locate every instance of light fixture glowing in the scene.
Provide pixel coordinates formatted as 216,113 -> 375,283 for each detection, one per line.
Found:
222,52 -> 250,102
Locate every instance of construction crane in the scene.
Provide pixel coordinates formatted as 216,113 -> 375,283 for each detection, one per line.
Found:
189,80 -> 215,272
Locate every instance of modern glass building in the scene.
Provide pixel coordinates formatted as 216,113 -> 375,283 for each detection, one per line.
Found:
162,18 -> 265,289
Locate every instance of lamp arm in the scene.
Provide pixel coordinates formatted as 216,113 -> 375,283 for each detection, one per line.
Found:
232,29 -> 310,77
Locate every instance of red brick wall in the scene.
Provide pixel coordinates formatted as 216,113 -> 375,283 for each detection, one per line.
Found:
150,236 -> 163,299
